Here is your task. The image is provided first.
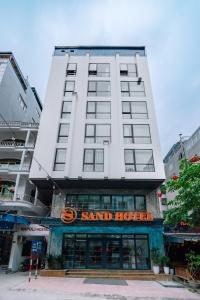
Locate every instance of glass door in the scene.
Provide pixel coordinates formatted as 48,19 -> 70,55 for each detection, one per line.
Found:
87,240 -> 103,268
105,239 -> 121,269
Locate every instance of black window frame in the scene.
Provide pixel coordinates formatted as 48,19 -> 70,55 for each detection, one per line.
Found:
57,123 -> 70,143
122,101 -> 148,119
124,149 -> 155,172
121,81 -> 145,97
123,124 -> 151,144
66,63 -> 77,76
53,148 -> 66,171
86,101 -> 111,119
83,148 -> 104,172
64,80 -> 75,96
61,101 -> 72,119
120,63 -> 137,77
84,124 -> 111,143
87,81 -> 111,97
88,63 -> 110,77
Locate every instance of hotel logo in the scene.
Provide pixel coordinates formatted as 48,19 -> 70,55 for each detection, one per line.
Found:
61,207 -> 77,224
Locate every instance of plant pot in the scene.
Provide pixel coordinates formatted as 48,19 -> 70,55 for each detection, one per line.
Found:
153,265 -> 160,274
164,266 -> 170,274
187,281 -> 200,289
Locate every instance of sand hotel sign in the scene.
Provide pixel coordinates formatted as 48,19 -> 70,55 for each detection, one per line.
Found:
61,207 -> 154,224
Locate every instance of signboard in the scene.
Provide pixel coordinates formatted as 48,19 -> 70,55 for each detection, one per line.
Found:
31,240 -> 43,254
17,224 -> 49,237
61,207 -> 154,224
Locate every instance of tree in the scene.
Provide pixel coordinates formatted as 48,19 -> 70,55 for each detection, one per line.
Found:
164,156 -> 200,226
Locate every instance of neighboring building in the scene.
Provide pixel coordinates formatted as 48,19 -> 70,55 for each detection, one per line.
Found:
0,53 -> 47,271
0,52 -> 42,123
30,46 -> 165,270
162,127 -> 200,269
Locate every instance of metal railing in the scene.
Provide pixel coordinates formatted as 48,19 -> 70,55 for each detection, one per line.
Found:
0,163 -> 30,172
0,141 -> 34,148
0,121 -> 39,129
0,193 -> 34,203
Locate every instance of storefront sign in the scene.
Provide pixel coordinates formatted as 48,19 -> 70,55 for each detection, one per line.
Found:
61,207 -> 154,224
17,224 -> 49,236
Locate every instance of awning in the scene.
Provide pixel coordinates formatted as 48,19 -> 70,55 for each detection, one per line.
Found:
164,233 -> 200,243
0,214 -> 30,225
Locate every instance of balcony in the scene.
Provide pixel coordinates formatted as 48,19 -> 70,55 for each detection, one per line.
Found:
0,163 -> 30,173
0,121 -> 39,129
0,140 -> 34,149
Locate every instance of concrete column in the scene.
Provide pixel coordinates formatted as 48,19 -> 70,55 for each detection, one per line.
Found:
8,232 -> 23,271
13,174 -> 20,201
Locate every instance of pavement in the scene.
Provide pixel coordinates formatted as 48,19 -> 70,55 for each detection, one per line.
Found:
0,272 -> 199,300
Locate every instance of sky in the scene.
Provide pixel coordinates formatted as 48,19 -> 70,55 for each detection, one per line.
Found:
0,0 -> 200,157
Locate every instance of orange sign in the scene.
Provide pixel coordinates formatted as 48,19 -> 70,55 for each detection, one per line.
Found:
60,207 -> 77,224
61,208 -> 154,224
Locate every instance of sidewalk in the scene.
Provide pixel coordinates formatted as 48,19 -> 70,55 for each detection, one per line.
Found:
0,273 -> 199,300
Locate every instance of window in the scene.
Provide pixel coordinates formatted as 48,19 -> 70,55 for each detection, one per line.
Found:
83,149 -> 104,172
85,124 -> 111,143
124,149 -> 154,172
61,101 -> 72,119
88,81 -> 111,96
120,64 -> 137,77
66,63 -> 77,76
54,148 -> 66,171
121,81 -> 145,97
123,125 -> 151,144
64,81 -> 75,96
89,64 -> 110,77
57,124 -> 70,143
122,101 -> 148,119
18,94 -> 27,111
86,101 -> 111,119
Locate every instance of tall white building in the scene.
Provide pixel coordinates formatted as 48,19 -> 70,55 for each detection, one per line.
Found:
30,46 -> 165,271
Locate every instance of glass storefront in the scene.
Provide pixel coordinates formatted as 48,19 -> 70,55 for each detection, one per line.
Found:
62,233 -> 150,270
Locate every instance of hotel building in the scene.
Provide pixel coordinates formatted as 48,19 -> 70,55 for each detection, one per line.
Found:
30,46 -> 165,270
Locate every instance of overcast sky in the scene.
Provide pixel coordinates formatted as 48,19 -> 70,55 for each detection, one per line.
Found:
0,0 -> 200,157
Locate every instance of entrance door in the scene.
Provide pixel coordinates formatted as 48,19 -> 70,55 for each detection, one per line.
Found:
105,239 -> 121,269
87,240 -> 103,268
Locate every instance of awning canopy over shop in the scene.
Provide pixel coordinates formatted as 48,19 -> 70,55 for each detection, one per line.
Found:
0,214 -> 30,225
164,233 -> 200,244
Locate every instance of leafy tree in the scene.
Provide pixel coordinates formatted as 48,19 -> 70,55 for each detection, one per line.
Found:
164,156 -> 200,226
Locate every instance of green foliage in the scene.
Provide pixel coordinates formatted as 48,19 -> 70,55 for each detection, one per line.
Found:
186,252 -> 200,281
164,158 -> 200,226
151,248 -> 161,266
160,184 -> 167,195
160,255 -> 170,267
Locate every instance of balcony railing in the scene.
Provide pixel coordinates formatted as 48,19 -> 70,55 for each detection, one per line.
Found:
0,141 -> 34,148
0,121 -> 39,129
0,163 -> 30,172
0,193 -> 34,203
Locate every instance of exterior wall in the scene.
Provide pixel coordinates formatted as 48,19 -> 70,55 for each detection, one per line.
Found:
0,59 -> 41,123
30,50 -> 165,181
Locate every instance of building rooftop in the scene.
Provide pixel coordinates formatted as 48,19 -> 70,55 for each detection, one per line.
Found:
54,45 -> 146,57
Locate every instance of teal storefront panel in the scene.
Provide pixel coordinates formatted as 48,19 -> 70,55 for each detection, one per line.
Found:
48,224 -> 164,257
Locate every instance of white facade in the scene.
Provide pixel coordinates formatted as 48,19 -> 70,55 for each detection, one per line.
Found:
30,46 -> 165,183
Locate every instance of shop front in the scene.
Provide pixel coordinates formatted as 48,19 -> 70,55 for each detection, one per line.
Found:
47,192 -> 165,270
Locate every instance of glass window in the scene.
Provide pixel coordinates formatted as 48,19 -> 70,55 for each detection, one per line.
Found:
64,81 -> 75,96
88,81 -> 111,96
61,101 -> 72,119
121,81 -> 145,97
135,196 -> 146,211
120,64 -> 137,77
122,101 -> 148,119
85,124 -> 111,143
54,148 -> 66,171
66,63 -> 77,76
18,94 -> 27,111
57,124 -> 70,143
123,124 -> 151,144
86,101 -> 111,119
83,149 -> 104,172
124,149 -> 154,172
89,63 -> 110,77
101,196 -> 112,209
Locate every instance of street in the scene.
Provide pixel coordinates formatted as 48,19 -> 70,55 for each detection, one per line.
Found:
0,272 -> 199,300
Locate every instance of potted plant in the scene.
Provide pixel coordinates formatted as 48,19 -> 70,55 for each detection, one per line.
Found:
185,252 -> 200,288
151,248 -> 161,274
160,256 -> 170,274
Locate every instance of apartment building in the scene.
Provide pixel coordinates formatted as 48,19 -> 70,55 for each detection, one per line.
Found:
30,46 -> 165,270
0,52 -> 47,271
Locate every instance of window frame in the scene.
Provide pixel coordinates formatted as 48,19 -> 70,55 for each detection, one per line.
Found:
122,101 -> 148,119
87,81 -> 111,97
124,149 -> 155,172
64,81 -> 75,96
88,63 -> 110,77
86,101 -> 111,119
120,63 -> 137,77
123,124 -> 151,144
53,148 -> 66,171
121,81 -> 145,97
66,63 -> 77,76
83,148 -> 104,172
61,101 -> 72,119
57,123 -> 70,143
84,124 -> 111,143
